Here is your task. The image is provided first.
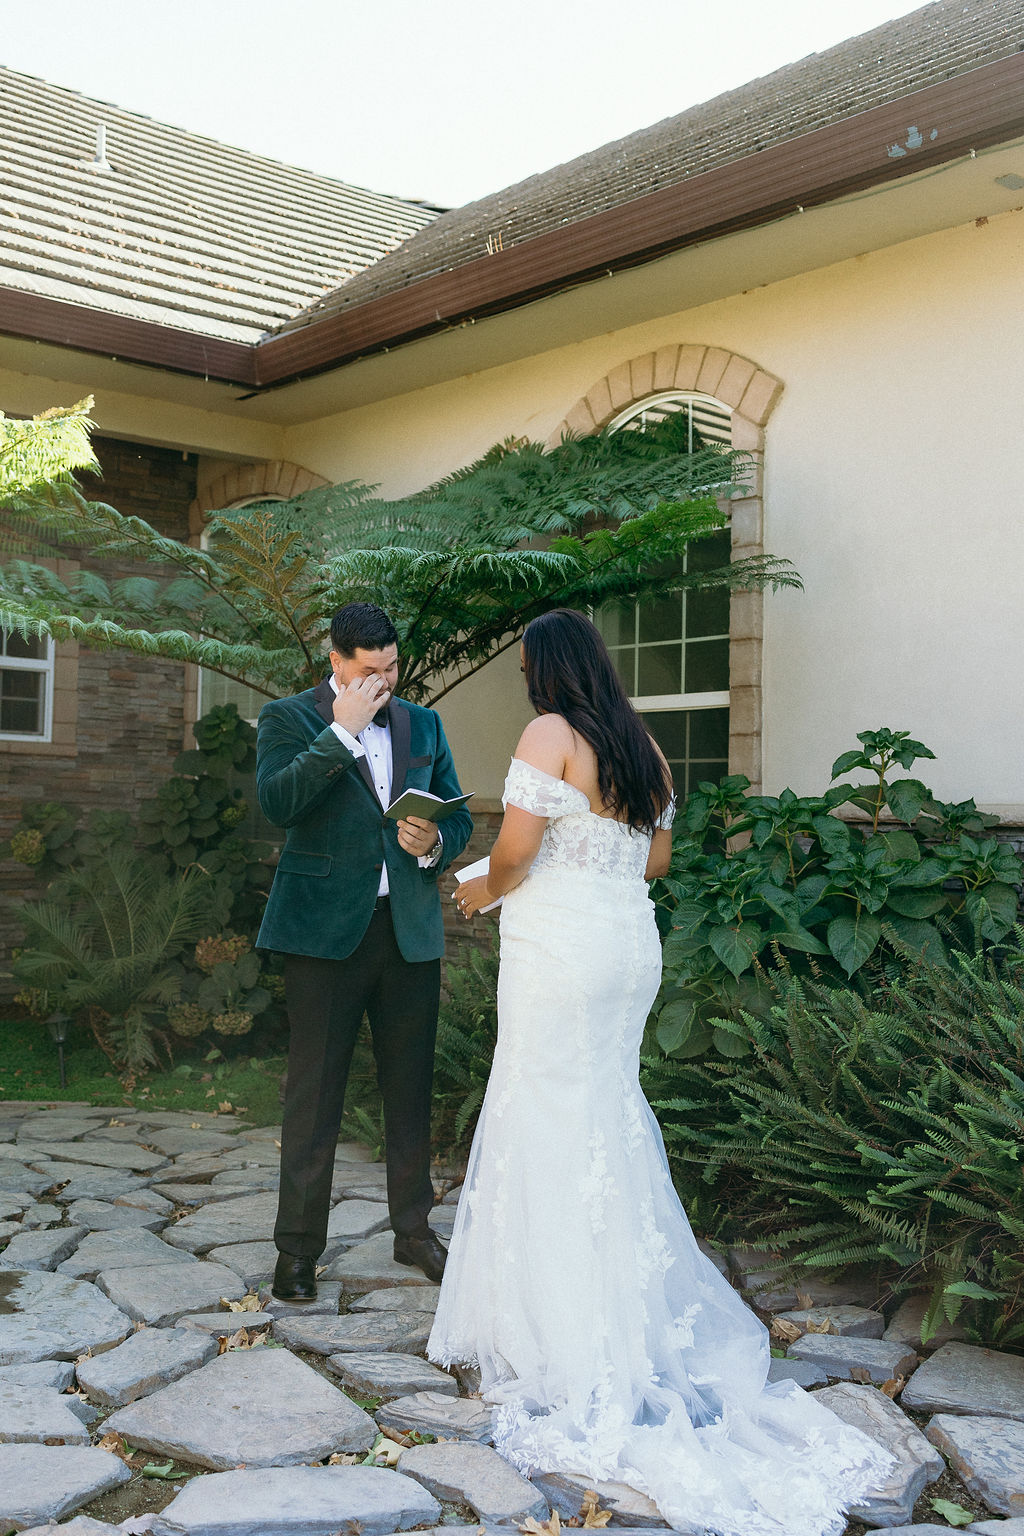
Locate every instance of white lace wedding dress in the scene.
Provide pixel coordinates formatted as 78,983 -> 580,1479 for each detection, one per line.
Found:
429,758 -> 892,1536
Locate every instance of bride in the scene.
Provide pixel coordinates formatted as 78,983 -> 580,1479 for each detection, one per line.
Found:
429,609 -> 891,1536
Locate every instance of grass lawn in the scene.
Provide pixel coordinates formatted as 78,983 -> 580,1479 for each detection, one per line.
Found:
0,1016 -> 287,1125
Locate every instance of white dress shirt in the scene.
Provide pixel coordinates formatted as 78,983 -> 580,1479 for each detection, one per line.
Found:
328,677 -> 441,897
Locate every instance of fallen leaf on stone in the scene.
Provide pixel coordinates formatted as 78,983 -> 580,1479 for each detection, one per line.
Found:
44,1436 -> 67,1445
769,1319 -> 802,1344
190,1122 -> 202,1129
221,1292 -> 263,1312
795,1291 -> 815,1309
76,1349 -> 94,1363
521,1515 -> 561,1536
107,1118 -> 126,1127
880,1375 -> 905,1399
274,1139 -> 282,1148
142,1460 -> 176,1479
218,1101 -> 232,1112
205,1087 -> 217,1097
804,1319 -> 836,1335
328,1452 -> 362,1465
930,1498 -> 974,1526
579,1490 -> 612,1528
849,1368 -> 872,1384
99,1432 -> 132,1462
379,1425 -> 414,1448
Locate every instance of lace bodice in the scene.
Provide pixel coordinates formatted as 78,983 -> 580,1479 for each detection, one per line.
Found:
502,758 -> 674,884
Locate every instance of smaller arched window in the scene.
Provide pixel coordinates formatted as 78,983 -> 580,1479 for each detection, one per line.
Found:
595,392 -> 732,795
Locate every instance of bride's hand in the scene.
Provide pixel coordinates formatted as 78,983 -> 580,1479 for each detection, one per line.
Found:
454,875 -> 494,920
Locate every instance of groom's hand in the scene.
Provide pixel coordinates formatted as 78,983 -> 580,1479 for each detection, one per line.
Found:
332,673 -> 390,735
397,815 -> 439,857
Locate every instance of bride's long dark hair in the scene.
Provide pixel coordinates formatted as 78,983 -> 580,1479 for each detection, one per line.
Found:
521,609 -> 672,834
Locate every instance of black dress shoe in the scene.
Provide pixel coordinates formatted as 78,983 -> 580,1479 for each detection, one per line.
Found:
272,1252 -> 317,1302
394,1230 -> 448,1283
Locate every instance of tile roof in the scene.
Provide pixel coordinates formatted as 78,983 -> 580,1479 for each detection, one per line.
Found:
0,66 -> 443,342
274,0 -> 1024,339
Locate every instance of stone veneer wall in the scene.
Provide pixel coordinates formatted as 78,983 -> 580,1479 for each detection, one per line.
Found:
0,436 -> 198,985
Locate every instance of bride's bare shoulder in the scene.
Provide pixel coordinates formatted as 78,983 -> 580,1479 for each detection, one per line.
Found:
513,714 -> 574,776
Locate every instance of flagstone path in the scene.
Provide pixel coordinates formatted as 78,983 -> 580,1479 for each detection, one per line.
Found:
0,1099 -> 1021,1536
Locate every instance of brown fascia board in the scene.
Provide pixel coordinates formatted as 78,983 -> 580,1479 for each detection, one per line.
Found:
0,287 -> 257,386
254,50 -> 1024,387
0,51 -> 1022,392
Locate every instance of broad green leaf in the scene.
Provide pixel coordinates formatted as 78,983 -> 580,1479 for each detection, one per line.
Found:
708,922 -> 762,978
655,997 -> 697,1055
827,913 -> 882,976
873,829 -> 921,862
885,778 -> 928,823
966,882 -> 1019,941
889,858 -> 948,889
769,927 -> 830,954
811,814 -> 851,854
711,1023 -> 752,1058
884,887 -> 948,919
929,1500 -> 974,1528
886,916 -> 949,967
830,750 -> 867,778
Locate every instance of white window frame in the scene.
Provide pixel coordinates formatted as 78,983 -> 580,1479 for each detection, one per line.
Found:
604,390 -> 733,724
0,631 -> 55,742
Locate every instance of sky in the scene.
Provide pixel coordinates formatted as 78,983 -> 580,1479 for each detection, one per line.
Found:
1,0 -> 926,208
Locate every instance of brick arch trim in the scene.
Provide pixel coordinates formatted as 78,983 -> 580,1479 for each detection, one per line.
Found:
545,345 -> 784,796
545,345 -> 783,447
188,460 -> 329,535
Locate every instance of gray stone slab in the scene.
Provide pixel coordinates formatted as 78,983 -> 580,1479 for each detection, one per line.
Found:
0,1381 -> 92,1444
96,1260 -> 246,1326
209,1166 -> 279,1190
76,1324 -> 218,1406
377,1391 -> 494,1443
350,1284 -> 441,1313
147,1129 -> 240,1157
426,1209 -> 455,1238
152,1157 -> 227,1182
36,1167 -> 149,1202
0,1168 -> 54,1197
327,1351 -> 458,1400
0,1270 -> 131,1361
58,1227 -> 195,1280
65,1198 -> 167,1232
260,1281 -> 343,1319
0,1360 -> 74,1391
323,1231 -> 437,1292
160,1191 -> 279,1252
441,1184 -> 463,1205
105,1348 -> 377,1470
398,1440 -> 547,1524
775,1304 -> 885,1338
0,1443 -> 130,1528
327,1199 -> 391,1243
788,1333 -> 918,1383
25,1140 -> 167,1172
0,1226 -> 86,1271
766,1356 -> 828,1388
19,1517 -> 121,1535
884,1294 -> 968,1350
0,1198 -> 30,1220
927,1413 -> 1024,1516
903,1342 -> 1024,1420
150,1182 -> 250,1205
531,1471 -> 668,1527
207,1240 -> 278,1288
0,1221 -> 22,1240
18,1202 -> 62,1229
726,1247 -> 879,1312
869,1528 -> 973,1535
179,1310 -> 274,1334
114,1187 -> 174,1216
17,1119 -> 98,1142
970,1520 -> 1024,1534
148,1464 -> 441,1536
274,1310 -> 434,1355
814,1381 -> 943,1526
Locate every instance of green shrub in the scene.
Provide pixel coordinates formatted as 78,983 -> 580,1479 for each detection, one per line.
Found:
432,938 -> 499,1156
651,728 -> 1023,1061
643,943 -> 1024,1347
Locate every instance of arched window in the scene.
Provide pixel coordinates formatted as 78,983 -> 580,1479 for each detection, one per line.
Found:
196,496 -> 287,725
595,392 -> 732,796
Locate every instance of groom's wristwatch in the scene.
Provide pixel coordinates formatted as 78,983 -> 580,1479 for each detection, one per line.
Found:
424,835 -> 443,867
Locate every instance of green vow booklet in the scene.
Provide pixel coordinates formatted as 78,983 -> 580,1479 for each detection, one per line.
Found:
385,788 -> 474,822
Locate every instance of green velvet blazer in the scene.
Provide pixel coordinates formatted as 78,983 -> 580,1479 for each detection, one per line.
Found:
255,678 -> 473,963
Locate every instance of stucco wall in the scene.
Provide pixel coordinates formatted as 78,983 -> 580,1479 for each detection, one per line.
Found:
278,207 -> 1024,812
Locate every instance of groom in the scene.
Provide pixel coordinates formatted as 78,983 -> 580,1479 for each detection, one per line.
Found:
256,602 -> 473,1301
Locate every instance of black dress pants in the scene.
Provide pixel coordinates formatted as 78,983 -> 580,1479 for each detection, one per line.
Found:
274,904 -> 441,1259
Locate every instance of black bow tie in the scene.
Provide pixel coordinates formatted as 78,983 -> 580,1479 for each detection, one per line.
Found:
372,707 -> 390,728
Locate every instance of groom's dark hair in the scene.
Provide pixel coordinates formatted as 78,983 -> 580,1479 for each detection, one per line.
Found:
330,603 -> 398,656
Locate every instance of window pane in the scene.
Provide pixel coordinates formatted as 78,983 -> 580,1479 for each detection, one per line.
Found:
642,707 -> 730,800
607,648 -> 635,696
3,670 -> 41,699
685,638 -> 729,693
637,643 -> 683,697
198,671 -> 270,725
1,631 -> 45,661
637,591 -> 684,645
685,586 -> 730,639
686,529 -> 731,572
0,679 -> 43,734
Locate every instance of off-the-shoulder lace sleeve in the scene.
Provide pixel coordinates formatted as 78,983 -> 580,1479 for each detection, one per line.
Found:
657,795 -> 677,831
502,758 -> 589,819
